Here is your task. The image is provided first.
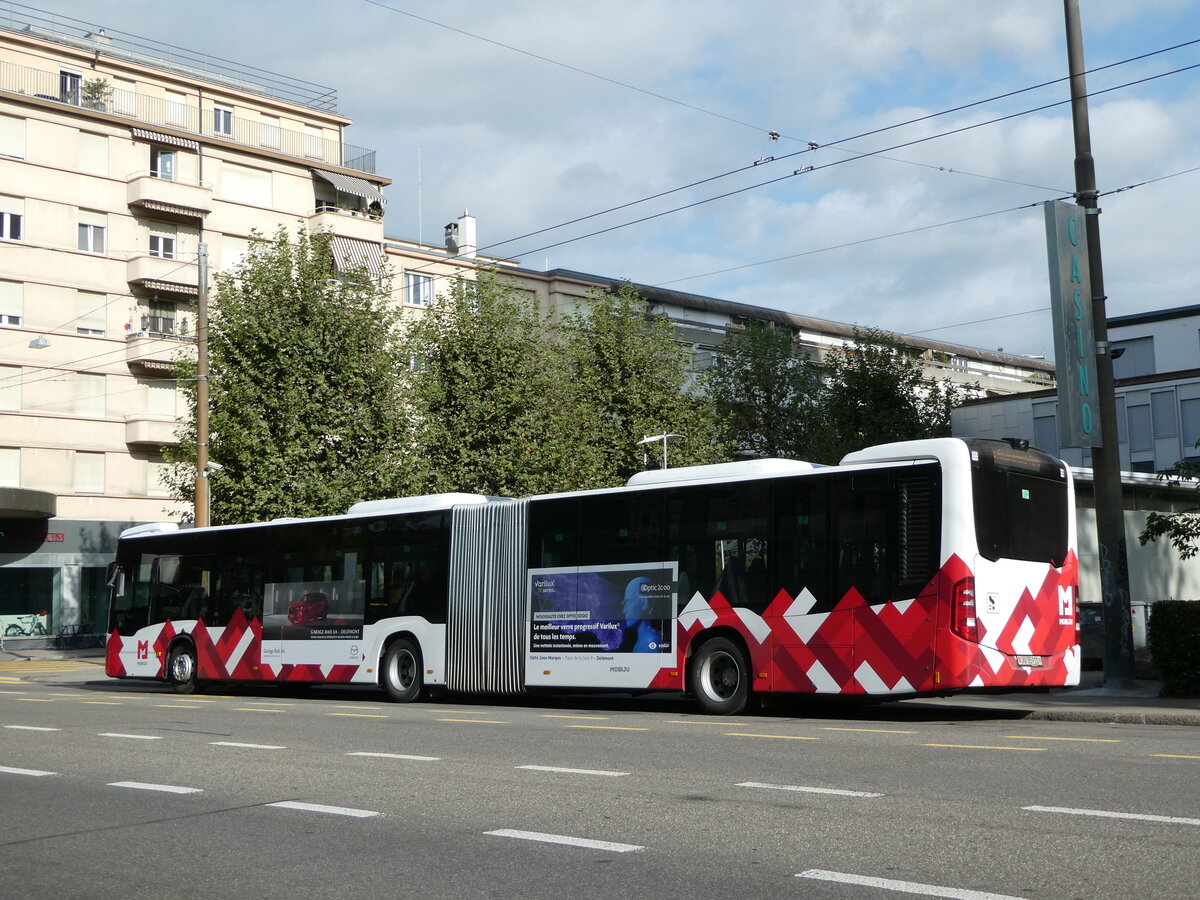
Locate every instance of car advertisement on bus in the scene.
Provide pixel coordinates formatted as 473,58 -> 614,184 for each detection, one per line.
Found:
261,579 -> 365,640
525,562 -> 677,689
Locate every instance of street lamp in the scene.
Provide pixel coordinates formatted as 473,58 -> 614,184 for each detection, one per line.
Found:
637,433 -> 684,470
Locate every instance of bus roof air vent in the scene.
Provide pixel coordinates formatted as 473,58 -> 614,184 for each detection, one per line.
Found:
118,522 -> 180,540
626,458 -> 814,487
346,493 -> 492,516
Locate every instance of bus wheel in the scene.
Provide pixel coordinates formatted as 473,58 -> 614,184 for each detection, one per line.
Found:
691,637 -> 750,715
167,644 -> 199,695
382,638 -> 423,702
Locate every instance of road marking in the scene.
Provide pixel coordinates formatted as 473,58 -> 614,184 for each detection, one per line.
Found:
1153,754 -> 1200,760
565,724 -> 648,732
329,712 -> 391,719
268,801 -> 379,818
346,752 -> 440,761
109,781 -> 202,795
233,707 -> 284,713
155,703 -> 205,709
821,727 -> 918,734
81,701 -> 122,706
332,704 -> 383,710
1004,735 -> 1121,743
244,701 -> 294,706
726,732 -> 819,741
797,869 -> 1026,899
1023,805 -> 1200,827
17,698 -> 55,703
0,765 -> 56,777
924,743 -> 1044,752
739,781 -> 882,798
517,765 -> 629,777
438,717 -> 508,724
209,741 -> 286,750
486,829 -> 643,853
4,725 -> 60,732
100,732 -> 162,741
668,720 -> 750,726
540,714 -> 609,720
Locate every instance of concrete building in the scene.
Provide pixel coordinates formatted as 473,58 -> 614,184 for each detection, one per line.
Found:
0,6 -> 395,634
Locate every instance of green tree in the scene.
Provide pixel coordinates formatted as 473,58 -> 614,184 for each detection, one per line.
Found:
705,321 -> 823,459
562,281 -> 728,485
1139,455 -> 1200,560
398,273 -> 588,497
812,328 -> 968,463
167,226 -> 409,523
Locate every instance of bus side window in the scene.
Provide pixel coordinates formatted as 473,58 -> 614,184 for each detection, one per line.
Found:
214,558 -> 265,624
528,497 -> 578,568
775,478 -> 831,611
833,475 -> 891,605
149,555 -> 213,624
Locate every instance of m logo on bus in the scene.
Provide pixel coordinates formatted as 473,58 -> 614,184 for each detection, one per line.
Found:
1058,586 -> 1073,623
136,640 -> 149,660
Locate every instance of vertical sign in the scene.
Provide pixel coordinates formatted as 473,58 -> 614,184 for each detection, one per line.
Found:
1045,200 -> 1101,448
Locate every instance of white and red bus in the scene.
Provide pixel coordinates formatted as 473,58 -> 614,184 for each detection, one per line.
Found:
105,437 -> 1080,714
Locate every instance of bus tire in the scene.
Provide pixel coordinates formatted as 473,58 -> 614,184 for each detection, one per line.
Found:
691,636 -> 750,715
382,637 -> 423,703
166,643 -> 199,695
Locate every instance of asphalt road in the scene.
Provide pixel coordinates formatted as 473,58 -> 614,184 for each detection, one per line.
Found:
1,664 -> 1197,900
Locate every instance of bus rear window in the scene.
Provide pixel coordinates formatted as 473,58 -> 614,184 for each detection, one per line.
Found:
972,468 -> 1068,565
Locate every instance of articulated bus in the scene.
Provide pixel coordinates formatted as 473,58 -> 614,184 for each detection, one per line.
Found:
105,437 -> 1080,714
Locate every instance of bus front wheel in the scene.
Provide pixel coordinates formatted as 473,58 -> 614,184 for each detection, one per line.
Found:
166,644 -> 199,695
691,637 -> 750,715
382,638 -> 424,702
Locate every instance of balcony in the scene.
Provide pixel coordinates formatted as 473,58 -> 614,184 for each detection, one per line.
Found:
308,205 -> 384,242
127,172 -> 213,220
127,254 -> 200,297
125,414 -> 181,448
125,331 -> 194,376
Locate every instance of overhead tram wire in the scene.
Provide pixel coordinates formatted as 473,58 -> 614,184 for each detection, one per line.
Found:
384,42 -> 1200,298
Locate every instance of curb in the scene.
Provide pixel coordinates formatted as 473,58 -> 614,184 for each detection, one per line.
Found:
1022,709 -> 1200,727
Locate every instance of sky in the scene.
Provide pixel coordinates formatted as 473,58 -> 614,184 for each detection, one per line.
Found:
34,0 -> 1200,359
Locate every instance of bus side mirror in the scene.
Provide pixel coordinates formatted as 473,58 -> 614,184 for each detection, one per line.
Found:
106,562 -> 126,598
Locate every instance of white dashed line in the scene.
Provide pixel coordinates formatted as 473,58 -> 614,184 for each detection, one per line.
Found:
346,752 -> 441,761
517,765 -> 629,777
0,765 -> 56,777
209,741 -> 286,750
268,801 -> 379,818
797,869 -> 1027,899
1023,805 -> 1200,827
486,829 -> 643,853
109,781 -> 203,795
4,725 -> 60,732
99,733 -> 162,741
738,781 -> 882,798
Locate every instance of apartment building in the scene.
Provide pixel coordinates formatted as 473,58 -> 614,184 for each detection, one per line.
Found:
0,7 -> 401,632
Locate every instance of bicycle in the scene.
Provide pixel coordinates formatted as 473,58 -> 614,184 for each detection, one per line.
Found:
4,611 -> 49,637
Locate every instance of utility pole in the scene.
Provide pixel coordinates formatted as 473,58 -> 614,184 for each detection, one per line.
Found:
1063,0 -> 1135,684
194,242 -> 211,529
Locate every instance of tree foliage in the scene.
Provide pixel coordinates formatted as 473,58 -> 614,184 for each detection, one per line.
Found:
167,227 -> 409,523
1139,456 -> 1200,560
705,321 -> 823,459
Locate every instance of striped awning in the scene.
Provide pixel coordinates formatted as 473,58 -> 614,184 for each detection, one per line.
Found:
130,127 -> 200,152
330,236 -> 386,281
135,279 -> 199,297
137,199 -> 206,219
312,169 -> 386,204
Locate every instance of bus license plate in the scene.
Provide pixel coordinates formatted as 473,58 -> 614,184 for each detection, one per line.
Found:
1016,655 -> 1043,668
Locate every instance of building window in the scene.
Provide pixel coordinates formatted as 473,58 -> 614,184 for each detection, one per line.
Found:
148,459 -> 173,497
76,291 -> 106,336
165,90 -> 188,127
1182,398 -> 1200,456
75,373 -> 106,417
0,447 -> 18,488
74,451 -> 105,494
1032,402 -> 1058,457
150,146 -> 176,180
1128,404 -> 1152,453
0,365 -> 19,411
305,125 -> 322,159
0,280 -> 21,326
1151,392 -> 1177,439
144,300 -> 175,335
0,113 -> 25,159
213,106 -> 233,136
78,211 -> 107,254
261,116 -> 280,149
59,71 -> 81,105
1112,336 -> 1155,379
0,195 -> 21,240
149,224 -> 177,259
405,272 -> 433,307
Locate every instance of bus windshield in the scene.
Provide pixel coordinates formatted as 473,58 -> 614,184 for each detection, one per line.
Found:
970,443 -> 1069,566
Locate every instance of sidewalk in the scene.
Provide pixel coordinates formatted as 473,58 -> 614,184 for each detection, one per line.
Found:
4,645 -> 1198,725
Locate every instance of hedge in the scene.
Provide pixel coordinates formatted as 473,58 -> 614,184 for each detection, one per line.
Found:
1148,601 -> 1200,697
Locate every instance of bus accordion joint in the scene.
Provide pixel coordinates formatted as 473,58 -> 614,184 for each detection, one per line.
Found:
950,576 -> 979,643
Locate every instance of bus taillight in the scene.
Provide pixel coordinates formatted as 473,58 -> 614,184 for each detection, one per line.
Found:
951,577 -> 978,643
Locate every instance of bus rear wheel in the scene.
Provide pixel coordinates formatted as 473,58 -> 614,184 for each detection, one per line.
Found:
166,644 -> 199,695
691,637 -> 750,715
382,638 -> 424,702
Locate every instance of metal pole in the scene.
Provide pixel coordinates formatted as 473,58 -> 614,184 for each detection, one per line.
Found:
194,242 -> 210,528
1063,0 -> 1135,684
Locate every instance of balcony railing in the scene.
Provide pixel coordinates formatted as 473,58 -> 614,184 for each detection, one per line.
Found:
0,57 -> 377,174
